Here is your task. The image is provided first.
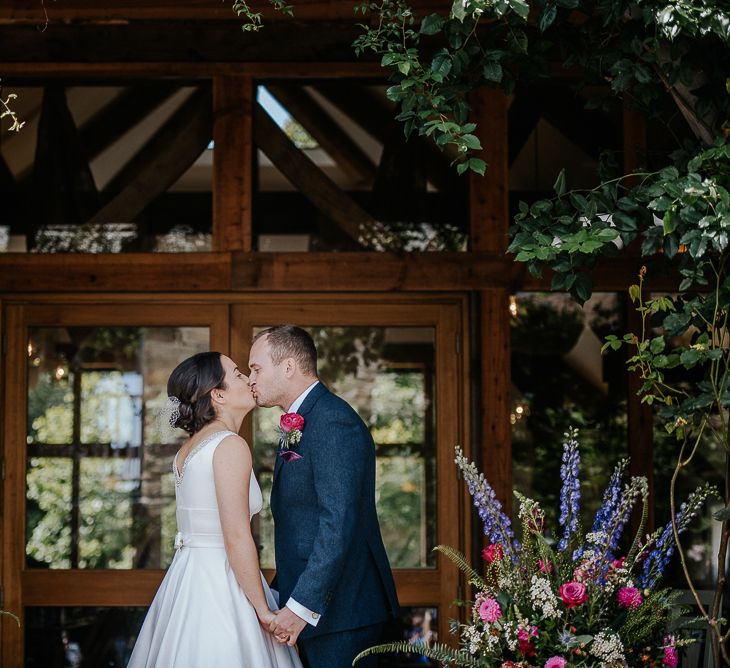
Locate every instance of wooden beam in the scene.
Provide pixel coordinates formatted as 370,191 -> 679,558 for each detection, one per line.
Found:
0,0 -> 450,23
79,86 -> 177,160
32,86 -> 99,233
266,84 -> 376,187
231,251 -> 510,290
213,76 -> 253,252
0,22 -> 367,64
470,87 -> 509,253
89,87 -> 212,224
0,252 -> 680,294
253,102 -> 377,246
313,83 -> 462,193
0,61 -> 385,79
0,253 -> 231,292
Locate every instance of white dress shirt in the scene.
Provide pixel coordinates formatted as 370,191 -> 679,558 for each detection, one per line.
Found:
283,380 -> 321,626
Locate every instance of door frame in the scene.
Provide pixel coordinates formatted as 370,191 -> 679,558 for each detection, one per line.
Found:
1,293 -> 472,664
231,294 -> 471,642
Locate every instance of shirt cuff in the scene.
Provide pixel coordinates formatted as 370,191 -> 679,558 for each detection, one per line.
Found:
286,597 -> 321,627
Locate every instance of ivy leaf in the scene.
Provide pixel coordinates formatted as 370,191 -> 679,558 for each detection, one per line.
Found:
461,133 -> 482,150
420,13 -> 445,35
451,0 -> 466,21
539,4 -> 557,32
483,61 -> 503,83
573,272 -> 593,304
569,193 -> 589,213
553,168 -> 567,196
468,158 -> 487,175
509,0 -> 530,20
680,348 -> 700,368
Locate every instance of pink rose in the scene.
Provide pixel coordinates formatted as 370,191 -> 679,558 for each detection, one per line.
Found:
545,658 -> 567,668
559,581 -> 588,608
482,543 -> 504,563
478,598 -> 502,623
617,586 -> 643,609
611,557 -> 625,570
538,559 -> 553,574
280,412 -> 305,433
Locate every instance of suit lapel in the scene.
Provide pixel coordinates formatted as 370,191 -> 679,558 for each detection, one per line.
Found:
272,382 -> 329,485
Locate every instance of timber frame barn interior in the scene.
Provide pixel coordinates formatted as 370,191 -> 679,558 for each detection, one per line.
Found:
0,1 -> 662,666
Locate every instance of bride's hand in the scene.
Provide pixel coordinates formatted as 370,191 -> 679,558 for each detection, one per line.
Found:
256,607 -> 277,630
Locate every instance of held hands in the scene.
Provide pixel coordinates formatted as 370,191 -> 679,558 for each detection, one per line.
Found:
255,607 -> 277,634
269,606 -> 307,646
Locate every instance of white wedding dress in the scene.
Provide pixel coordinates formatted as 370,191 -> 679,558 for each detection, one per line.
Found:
128,430 -> 302,668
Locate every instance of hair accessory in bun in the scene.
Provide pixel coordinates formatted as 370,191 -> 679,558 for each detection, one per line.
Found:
156,395 -> 182,442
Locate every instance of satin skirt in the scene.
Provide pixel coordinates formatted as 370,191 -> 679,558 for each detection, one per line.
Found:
127,545 -> 302,668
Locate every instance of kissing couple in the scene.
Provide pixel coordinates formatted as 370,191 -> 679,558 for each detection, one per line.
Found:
128,325 -> 400,668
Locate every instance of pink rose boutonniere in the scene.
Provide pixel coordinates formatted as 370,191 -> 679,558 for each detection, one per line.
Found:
279,412 -> 304,462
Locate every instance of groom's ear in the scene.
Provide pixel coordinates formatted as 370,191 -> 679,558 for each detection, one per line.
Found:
283,357 -> 297,378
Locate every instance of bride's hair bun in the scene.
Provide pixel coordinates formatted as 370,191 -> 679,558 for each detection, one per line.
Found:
167,352 -> 227,435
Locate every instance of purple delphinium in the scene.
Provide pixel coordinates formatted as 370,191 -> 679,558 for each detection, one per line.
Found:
638,484 -> 715,588
558,428 -> 581,552
593,475 -> 647,570
455,446 -> 518,559
591,459 -> 627,537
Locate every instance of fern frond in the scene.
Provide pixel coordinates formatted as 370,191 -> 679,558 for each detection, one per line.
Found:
435,545 -> 488,590
352,641 -> 481,667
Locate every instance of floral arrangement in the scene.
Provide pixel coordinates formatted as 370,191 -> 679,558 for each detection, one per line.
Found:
278,412 -> 304,462
356,429 -> 715,667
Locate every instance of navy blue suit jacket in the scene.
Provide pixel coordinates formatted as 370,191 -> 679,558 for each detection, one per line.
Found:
270,383 -> 399,638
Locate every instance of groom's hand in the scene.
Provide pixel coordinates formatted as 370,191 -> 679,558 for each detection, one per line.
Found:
269,607 -> 307,646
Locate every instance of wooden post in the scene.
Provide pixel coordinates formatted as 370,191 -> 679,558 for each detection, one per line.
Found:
470,87 -> 509,254
623,100 -> 654,531
470,87 -> 512,512
213,75 -> 253,252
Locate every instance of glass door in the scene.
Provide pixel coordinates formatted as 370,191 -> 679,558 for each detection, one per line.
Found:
231,296 -> 469,654
2,302 -> 228,667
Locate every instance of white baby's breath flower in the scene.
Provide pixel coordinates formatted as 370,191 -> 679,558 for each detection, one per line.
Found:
529,575 -> 561,619
502,621 -> 519,652
591,631 -> 626,666
462,624 -> 482,655
586,531 -> 607,545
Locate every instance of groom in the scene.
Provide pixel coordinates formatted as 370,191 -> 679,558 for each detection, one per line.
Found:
248,325 -> 399,667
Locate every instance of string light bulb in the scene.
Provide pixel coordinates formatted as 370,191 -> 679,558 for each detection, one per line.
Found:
509,295 -> 518,317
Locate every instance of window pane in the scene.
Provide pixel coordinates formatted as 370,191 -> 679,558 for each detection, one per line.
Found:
511,292 -> 628,535
2,85 -> 213,254
255,82 -> 467,253
378,607 -> 439,667
253,326 -> 437,568
26,326 -> 208,569
25,606 -> 146,667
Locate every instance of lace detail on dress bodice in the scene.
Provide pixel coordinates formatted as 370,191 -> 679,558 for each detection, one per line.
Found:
173,430 -> 235,486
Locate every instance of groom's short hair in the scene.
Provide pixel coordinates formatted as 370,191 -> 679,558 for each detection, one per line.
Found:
254,325 -> 317,376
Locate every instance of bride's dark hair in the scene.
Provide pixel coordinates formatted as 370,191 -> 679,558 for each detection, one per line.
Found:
167,352 -> 227,435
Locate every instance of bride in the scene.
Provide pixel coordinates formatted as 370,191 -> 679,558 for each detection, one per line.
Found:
128,352 -> 302,667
